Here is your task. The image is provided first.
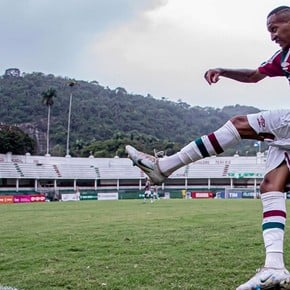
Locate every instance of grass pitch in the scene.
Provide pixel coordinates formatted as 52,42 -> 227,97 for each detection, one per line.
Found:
0,199 -> 289,290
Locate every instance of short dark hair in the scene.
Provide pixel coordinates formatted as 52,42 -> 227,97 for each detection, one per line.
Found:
267,6 -> 290,18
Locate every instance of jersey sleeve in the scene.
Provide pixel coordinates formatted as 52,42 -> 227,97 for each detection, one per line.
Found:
258,50 -> 284,77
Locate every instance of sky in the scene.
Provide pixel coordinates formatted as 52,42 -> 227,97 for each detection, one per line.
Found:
1,0 -> 290,110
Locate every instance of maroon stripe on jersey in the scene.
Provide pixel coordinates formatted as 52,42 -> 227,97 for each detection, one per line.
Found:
208,133 -> 223,154
263,210 -> 286,218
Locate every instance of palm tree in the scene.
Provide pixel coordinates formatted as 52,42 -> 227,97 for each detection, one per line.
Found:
41,88 -> 57,156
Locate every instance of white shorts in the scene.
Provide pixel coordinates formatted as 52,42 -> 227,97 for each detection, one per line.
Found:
144,190 -> 152,198
247,109 -> 290,174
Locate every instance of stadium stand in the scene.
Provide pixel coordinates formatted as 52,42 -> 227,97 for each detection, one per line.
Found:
0,152 -> 270,199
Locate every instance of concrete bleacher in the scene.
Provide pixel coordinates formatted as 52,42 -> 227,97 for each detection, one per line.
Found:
96,158 -> 144,179
17,163 -> 60,179
185,163 -> 228,179
54,164 -> 99,179
0,161 -> 99,180
0,163 -> 23,178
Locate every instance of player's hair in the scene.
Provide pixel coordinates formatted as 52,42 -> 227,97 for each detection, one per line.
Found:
267,6 -> 290,18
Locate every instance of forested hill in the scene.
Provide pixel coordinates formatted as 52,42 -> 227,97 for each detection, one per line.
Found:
0,71 -> 263,157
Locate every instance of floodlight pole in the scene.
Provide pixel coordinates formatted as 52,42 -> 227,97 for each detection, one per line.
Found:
46,105 -> 51,156
66,81 -> 76,157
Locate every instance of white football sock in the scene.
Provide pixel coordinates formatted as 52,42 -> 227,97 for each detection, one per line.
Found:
159,120 -> 241,175
262,191 -> 286,269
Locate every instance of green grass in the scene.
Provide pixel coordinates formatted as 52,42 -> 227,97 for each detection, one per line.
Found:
0,199 -> 289,290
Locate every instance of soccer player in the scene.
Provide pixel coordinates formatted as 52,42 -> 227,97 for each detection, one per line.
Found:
152,185 -> 159,201
143,178 -> 153,203
126,6 -> 290,290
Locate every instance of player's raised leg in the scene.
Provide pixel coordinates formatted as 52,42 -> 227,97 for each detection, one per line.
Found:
126,119 -> 241,184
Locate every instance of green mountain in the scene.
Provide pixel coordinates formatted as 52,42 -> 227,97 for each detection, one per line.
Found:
0,70 -> 264,157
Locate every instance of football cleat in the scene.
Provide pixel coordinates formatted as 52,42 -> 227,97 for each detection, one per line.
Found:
125,145 -> 168,185
236,267 -> 290,290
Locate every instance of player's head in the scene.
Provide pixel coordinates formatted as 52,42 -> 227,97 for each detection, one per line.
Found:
267,6 -> 290,18
267,6 -> 290,49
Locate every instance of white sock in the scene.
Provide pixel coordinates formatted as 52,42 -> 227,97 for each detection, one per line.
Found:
262,191 -> 286,269
159,120 -> 241,175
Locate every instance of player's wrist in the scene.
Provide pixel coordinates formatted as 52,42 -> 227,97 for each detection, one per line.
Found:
218,68 -> 226,76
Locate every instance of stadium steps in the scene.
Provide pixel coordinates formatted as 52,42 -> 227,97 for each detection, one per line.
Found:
53,164 -> 62,177
223,164 -> 230,176
91,166 -> 100,179
14,163 -> 24,177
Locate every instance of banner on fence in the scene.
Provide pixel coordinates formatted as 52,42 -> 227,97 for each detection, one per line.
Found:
0,194 -> 45,204
0,195 -> 14,204
191,191 -> 213,199
61,193 -> 80,201
97,192 -> 118,200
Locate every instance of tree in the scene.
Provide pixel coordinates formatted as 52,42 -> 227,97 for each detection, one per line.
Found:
41,88 -> 57,156
0,125 -> 35,154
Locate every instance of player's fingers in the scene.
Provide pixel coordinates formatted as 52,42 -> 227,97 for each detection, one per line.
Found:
204,70 -> 213,84
204,70 -> 219,85
212,74 -> 220,83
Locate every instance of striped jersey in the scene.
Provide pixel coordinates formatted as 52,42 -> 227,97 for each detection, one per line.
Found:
258,48 -> 290,82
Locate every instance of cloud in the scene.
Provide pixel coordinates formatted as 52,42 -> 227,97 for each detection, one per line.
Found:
0,0 -> 164,76
84,0 -> 289,109
0,0 -> 289,109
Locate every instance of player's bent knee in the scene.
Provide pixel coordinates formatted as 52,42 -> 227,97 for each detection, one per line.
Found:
230,115 -> 248,131
260,178 -> 286,193
230,115 -> 258,139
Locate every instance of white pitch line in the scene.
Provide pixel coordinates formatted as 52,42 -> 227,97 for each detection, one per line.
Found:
0,286 -> 21,290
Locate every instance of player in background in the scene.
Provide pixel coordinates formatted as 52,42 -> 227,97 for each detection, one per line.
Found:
126,6 -> 290,290
152,185 -> 159,201
143,178 -> 153,203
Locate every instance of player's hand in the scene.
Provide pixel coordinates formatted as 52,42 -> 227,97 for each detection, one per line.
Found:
204,68 -> 224,85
